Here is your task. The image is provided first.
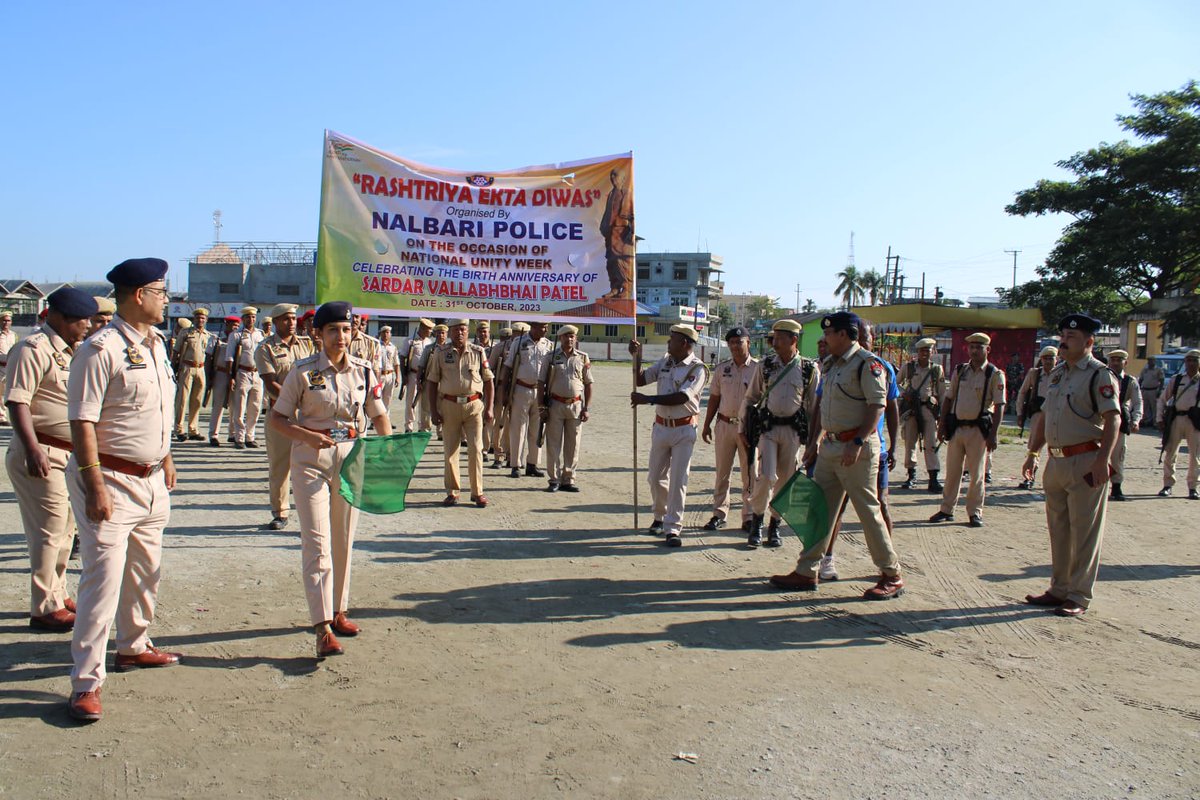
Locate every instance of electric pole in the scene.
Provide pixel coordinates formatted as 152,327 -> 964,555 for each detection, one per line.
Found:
795,283 -> 801,314
1005,249 -> 1021,295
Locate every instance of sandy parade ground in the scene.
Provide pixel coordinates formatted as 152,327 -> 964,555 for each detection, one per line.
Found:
0,362 -> 1197,800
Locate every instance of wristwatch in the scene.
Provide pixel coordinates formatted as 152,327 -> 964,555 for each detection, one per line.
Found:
852,436 -> 864,446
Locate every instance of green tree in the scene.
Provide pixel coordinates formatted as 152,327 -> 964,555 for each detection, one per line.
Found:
860,269 -> 886,305
744,296 -> 785,328
834,266 -> 864,309
1006,81 -> 1200,327
802,298 -> 817,314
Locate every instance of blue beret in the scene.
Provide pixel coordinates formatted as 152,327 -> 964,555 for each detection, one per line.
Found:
47,287 -> 100,319
725,326 -> 749,341
821,311 -> 861,334
1057,313 -> 1102,334
314,301 -> 355,330
106,257 -> 168,287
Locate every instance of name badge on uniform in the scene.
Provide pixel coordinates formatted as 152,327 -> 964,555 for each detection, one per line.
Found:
52,352 -> 68,370
125,346 -> 147,369
307,370 -> 326,390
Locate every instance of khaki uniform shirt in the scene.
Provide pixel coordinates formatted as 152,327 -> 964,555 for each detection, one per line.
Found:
274,353 -> 386,432
1017,365 -> 1054,417
488,339 -> 508,373
1042,356 -> 1120,447
68,315 -> 174,464
820,343 -> 888,433
947,361 -> 1006,420
225,327 -> 265,369
901,360 -> 946,404
1139,366 -> 1165,391
173,327 -> 214,366
543,348 -> 593,400
0,329 -> 19,368
255,334 -> 315,402
380,342 -> 399,374
427,343 -> 493,396
349,333 -> 381,371
1164,371 -> 1200,413
710,356 -> 757,421
4,327 -> 74,439
743,353 -> 818,419
506,335 -> 555,385
643,353 -> 707,419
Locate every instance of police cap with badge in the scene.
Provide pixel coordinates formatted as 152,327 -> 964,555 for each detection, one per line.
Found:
46,287 -> 99,320
313,301 -> 354,330
821,311 -> 861,337
725,326 -> 749,342
1058,313 -> 1102,335
106,257 -> 168,288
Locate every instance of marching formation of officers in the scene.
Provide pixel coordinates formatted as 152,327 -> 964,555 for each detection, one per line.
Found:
3,259 -> 1197,722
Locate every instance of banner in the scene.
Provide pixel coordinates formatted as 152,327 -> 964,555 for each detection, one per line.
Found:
318,131 -> 636,324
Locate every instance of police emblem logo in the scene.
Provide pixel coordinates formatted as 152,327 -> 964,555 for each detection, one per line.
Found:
1099,384 -> 1115,399
52,352 -> 68,369
869,361 -> 883,376
307,370 -> 326,389
723,366 -> 731,375
444,352 -> 455,363
125,346 -> 146,368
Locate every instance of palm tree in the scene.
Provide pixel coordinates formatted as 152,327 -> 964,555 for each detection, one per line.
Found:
802,298 -> 817,314
834,266 -> 864,309
860,269 -> 886,306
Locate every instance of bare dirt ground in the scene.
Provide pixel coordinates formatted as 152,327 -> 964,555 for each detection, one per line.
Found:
0,362 -> 1197,799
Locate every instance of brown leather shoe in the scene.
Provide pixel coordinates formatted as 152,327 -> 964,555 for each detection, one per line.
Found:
1054,601 -> 1086,617
69,689 -> 102,722
472,494 -> 489,508
1024,591 -> 1065,607
29,608 -> 76,631
769,572 -> 819,591
317,630 -> 344,658
863,574 -> 905,600
331,612 -> 361,637
64,597 -> 77,613
442,494 -> 459,507
114,644 -> 182,672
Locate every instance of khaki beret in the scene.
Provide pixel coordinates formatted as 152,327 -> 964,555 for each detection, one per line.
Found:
558,324 -> 579,336
241,306 -> 258,316
670,324 -> 699,343
499,327 -> 513,337
0,311 -> 12,320
512,322 -> 530,333
433,324 -> 448,332
94,297 -> 116,314
1107,349 -> 1129,360
418,317 -> 435,328
269,303 -> 299,319
447,318 -> 470,327
772,319 -> 802,335
476,320 -> 490,328
192,307 -> 210,317
965,332 -> 991,345
379,325 -> 392,332
1185,349 -> 1200,359
177,318 -> 192,329
1039,346 -> 1059,358
915,337 -> 937,349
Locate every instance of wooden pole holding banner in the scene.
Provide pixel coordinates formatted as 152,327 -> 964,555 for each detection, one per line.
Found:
632,339 -> 640,530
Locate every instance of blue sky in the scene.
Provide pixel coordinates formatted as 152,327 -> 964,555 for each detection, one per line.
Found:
2,1 -> 1197,308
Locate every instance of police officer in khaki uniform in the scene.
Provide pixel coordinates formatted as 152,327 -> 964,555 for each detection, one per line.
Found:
540,324 -> 593,492
701,327 -> 757,532
270,301 -> 391,659
256,304 -> 314,530
1015,346 -> 1058,489
5,288 -> 97,632
771,312 -> 904,599
66,258 -> 181,722
474,321 -> 495,453
225,306 -> 265,449
630,324 -> 708,548
378,326 -> 399,412
424,323 -> 449,439
426,318 -> 494,507
89,298 -> 116,337
403,318 -> 435,433
1158,349 -> 1200,499
1139,357 -> 1165,428
503,321 -> 554,477
492,323 -> 526,467
349,313 -> 382,372
486,325 -> 510,462
899,337 -> 946,492
0,310 -> 19,425
207,315 -> 240,445
1105,349 -> 1142,501
1022,314 -> 1121,617
930,332 -> 1006,527
172,308 -> 214,441
741,319 -> 819,548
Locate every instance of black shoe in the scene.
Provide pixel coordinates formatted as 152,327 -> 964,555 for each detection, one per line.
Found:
646,520 -> 664,536
901,470 -> 916,490
525,464 -> 545,478
985,472 -> 993,484
487,447 -> 494,455
1110,483 -> 1125,501
174,432 -> 187,443
245,440 -> 259,448
1190,489 -> 1199,501
267,517 -> 287,531
747,515 -> 764,548
929,511 -> 953,523
545,482 -> 559,493
1018,479 -> 1033,490
188,433 -> 204,441
968,514 -> 983,528
209,437 -> 220,447
741,519 -> 753,533
559,484 -> 580,493
765,519 -> 783,548
664,534 -> 682,548
227,436 -> 236,443
69,536 -> 80,561
702,516 -> 727,531
234,441 -> 245,450
927,471 -> 943,493
1158,486 -> 1172,497
509,467 -> 521,479
490,460 -> 503,469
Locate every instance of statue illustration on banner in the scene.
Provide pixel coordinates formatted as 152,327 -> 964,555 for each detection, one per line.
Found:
317,130 -> 636,324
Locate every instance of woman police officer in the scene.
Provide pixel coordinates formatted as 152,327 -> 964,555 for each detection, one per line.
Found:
269,302 -> 391,658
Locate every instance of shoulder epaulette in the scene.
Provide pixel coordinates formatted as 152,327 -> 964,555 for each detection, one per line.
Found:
293,353 -> 320,368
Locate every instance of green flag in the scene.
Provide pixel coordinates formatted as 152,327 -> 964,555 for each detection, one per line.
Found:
769,470 -> 830,551
338,432 -> 431,514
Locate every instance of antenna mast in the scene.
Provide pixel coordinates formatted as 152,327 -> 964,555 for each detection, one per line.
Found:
212,210 -> 223,244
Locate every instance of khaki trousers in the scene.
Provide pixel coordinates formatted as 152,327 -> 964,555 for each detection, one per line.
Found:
1141,388 -> 1159,426
648,423 -> 697,536
404,373 -> 430,432
266,408 -> 292,518
751,425 -> 800,519
546,400 -> 583,485
231,371 -> 262,443
796,437 -> 900,579
508,384 -> 541,467
940,426 -> 988,517
381,373 -> 397,416
292,439 -> 357,625
440,397 -> 485,497
712,418 -> 753,522
1163,416 -> 1200,489
207,369 -> 232,438
494,401 -> 510,462
902,406 -> 940,472
7,439 -> 74,616
1110,432 -> 1128,484
0,373 -> 7,423
67,459 -> 169,693
173,366 -> 206,435
1042,452 -> 1108,607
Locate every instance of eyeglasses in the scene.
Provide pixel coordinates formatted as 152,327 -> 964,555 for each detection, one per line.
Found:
141,286 -> 169,299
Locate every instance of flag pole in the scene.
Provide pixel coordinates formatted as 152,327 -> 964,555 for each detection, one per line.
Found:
632,340 -> 640,530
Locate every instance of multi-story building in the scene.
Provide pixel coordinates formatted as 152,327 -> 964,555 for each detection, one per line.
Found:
634,252 -> 724,338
